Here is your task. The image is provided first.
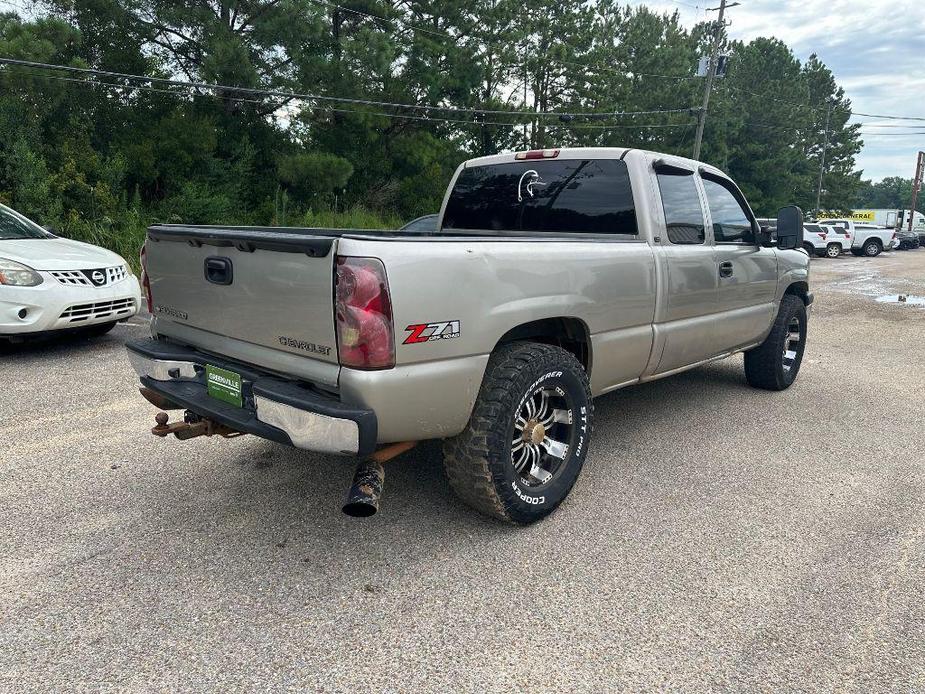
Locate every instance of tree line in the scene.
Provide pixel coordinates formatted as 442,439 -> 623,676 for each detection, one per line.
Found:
0,1 -> 869,258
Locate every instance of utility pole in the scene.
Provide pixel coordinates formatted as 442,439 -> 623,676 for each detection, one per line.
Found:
692,0 -> 738,161
908,150 -> 924,231
814,100 -> 833,217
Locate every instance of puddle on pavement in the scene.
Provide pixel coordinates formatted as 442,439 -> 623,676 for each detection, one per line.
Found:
876,294 -> 925,306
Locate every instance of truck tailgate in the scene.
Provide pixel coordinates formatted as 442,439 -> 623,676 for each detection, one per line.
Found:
145,226 -> 340,384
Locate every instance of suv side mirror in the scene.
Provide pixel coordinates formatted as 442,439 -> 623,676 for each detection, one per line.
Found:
776,206 -> 804,250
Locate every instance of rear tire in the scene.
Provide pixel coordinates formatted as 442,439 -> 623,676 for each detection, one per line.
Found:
863,239 -> 882,257
442,343 -> 593,524
744,295 -> 807,391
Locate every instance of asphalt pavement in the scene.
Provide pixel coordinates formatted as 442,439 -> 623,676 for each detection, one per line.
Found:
1,251 -> 924,692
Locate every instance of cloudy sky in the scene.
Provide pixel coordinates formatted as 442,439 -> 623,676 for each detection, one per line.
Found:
636,0 -> 925,181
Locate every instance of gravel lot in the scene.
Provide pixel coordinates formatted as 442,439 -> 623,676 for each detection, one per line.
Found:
2,251 -> 924,692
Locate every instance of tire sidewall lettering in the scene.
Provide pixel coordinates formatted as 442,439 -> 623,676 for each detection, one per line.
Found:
506,366 -> 591,513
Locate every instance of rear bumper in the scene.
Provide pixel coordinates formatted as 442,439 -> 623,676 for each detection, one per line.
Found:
126,338 -> 377,456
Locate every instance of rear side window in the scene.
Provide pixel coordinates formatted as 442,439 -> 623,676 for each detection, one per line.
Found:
702,177 -> 755,243
656,171 -> 705,244
805,224 -> 822,233
442,159 -> 637,235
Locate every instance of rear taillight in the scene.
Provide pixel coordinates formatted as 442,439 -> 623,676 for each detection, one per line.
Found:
139,243 -> 153,313
892,232 -> 897,239
820,233 -> 827,240
845,232 -> 851,238
335,256 -> 394,369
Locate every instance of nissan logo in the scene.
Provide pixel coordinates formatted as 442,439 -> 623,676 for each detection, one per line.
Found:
91,271 -> 106,285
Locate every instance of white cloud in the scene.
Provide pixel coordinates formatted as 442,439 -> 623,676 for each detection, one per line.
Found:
630,0 -> 925,180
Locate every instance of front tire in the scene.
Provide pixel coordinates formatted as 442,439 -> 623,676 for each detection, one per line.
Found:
744,294 -> 807,391
442,343 -> 593,524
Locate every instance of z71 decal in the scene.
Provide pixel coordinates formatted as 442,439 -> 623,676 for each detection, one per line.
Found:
403,320 -> 461,344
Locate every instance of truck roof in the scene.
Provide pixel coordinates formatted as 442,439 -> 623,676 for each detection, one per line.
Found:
461,146 -> 725,178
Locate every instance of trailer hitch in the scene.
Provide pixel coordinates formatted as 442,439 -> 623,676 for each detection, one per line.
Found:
151,411 -> 245,441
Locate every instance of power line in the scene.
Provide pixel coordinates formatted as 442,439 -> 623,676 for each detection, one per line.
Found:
853,112 -> 925,123
0,57 -> 692,121
307,0 -> 450,40
2,65 -> 697,131
858,132 -> 925,137
722,84 -> 925,124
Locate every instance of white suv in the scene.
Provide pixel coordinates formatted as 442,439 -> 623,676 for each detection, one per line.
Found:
819,224 -> 851,256
0,204 -> 141,342
802,224 -> 829,258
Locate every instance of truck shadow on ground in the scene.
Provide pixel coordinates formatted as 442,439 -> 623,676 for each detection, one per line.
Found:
152,357 -> 759,581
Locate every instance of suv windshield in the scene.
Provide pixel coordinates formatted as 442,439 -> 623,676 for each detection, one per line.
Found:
0,205 -> 53,240
442,158 -> 637,235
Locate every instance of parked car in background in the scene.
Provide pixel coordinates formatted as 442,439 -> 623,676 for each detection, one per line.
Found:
819,219 -> 896,257
803,224 -> 826,258
803,223 -> 837,258
894,229 -> 921,250
0,204 -> 140,342
820,223 -> 851,255
398,214 -> 439,233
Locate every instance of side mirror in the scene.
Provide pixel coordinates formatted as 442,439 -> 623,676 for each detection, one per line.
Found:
755,225 -> 774,247
776,206 -> 804,250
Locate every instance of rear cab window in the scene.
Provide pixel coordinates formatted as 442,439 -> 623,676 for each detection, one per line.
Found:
654,167 -> 706,245
442,158 -> 638,236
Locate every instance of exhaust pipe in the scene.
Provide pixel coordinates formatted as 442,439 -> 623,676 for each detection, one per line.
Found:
342,459 -> 385,517
342,441 -> 416,518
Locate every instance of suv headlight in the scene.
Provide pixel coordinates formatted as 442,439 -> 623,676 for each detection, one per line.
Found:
0,257 -> 43,286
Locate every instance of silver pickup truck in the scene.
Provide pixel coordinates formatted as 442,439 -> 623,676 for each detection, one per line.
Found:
127,147 -> 811,524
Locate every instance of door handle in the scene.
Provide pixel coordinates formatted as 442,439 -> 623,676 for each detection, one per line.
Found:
719,261 -> 734,278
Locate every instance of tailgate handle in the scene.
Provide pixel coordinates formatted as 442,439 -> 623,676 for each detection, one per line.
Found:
204,256 -> 233,285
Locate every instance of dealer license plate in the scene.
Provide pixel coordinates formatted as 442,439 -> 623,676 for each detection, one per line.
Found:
205,364 -> 243,408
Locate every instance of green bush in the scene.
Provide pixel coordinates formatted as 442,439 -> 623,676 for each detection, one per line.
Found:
300,206 -> 402,230
59,209 -> 149,273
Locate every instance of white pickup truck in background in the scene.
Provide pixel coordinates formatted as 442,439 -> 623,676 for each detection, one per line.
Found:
819,218 -> 896,257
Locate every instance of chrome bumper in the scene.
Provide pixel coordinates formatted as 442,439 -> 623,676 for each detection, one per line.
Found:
126,347 -> 375,456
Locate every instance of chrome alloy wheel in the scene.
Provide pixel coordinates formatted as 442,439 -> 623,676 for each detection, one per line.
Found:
826,244 -> 841,258
511,386 -> 574,487
782,316 -> 802,373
